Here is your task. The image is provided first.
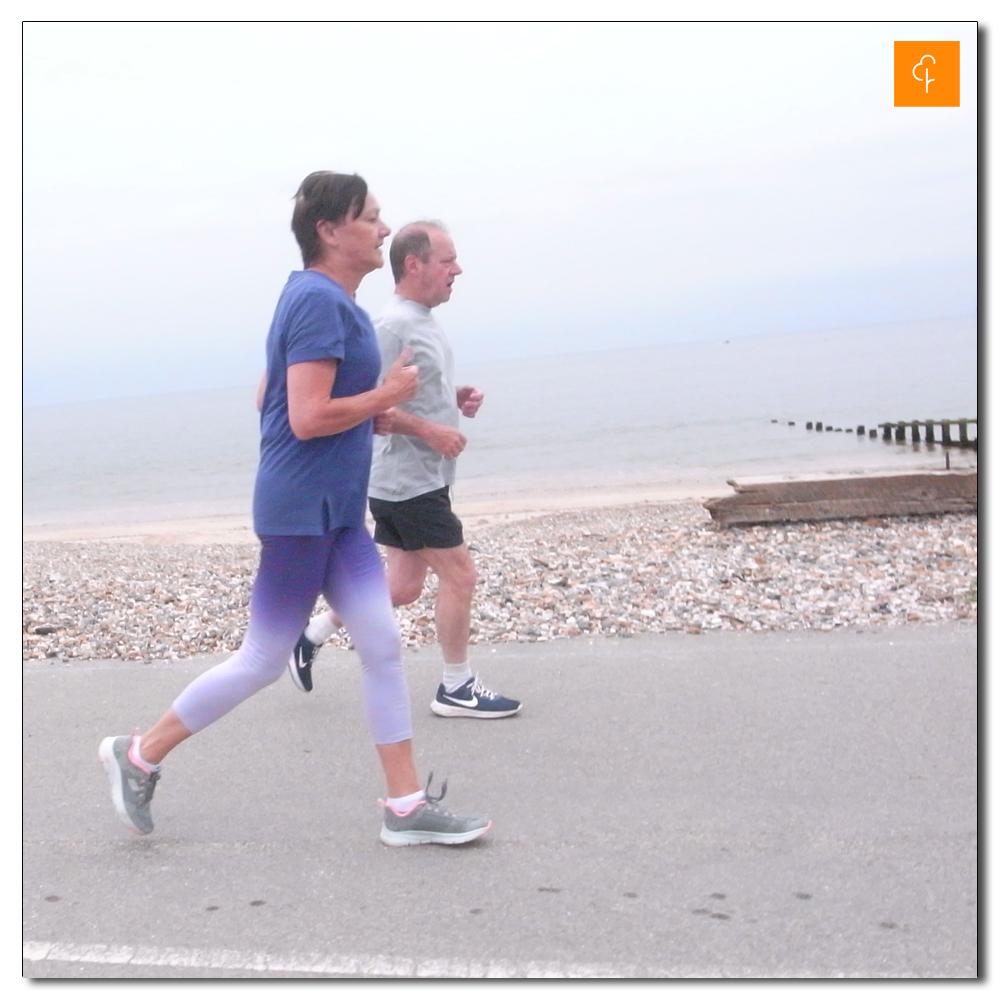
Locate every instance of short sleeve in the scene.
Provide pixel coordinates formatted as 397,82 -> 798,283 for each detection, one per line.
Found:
285,287 -> 350,366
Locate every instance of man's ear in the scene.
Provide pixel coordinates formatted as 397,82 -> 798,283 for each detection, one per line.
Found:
405,253 -> 423,277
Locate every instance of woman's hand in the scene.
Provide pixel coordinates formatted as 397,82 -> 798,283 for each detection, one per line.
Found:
381,347 -> 419,407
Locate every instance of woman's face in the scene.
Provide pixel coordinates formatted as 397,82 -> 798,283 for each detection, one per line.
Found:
325,194 -> 391,275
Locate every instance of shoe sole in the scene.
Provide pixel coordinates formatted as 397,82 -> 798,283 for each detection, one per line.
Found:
287,657 -> 312,693
98,737 -> 150,836
379,820 -> 492,847
430,701 -> 521,719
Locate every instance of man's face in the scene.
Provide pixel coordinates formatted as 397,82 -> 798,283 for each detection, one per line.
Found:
411,230 -> 462,307
329,194 -> 391,274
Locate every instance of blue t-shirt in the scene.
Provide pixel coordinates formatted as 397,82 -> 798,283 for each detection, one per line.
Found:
253,270 -> 381,535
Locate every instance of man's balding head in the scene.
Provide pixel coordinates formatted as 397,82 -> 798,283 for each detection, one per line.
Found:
389,222 -> 446,283
390,222 -> 463,308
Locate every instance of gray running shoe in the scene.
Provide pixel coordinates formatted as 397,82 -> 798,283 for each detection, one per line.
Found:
98,735 -> 160,835
379,773 -> 491,847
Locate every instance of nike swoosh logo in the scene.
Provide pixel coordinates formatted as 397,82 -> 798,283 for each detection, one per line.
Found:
446,695 -> 479,707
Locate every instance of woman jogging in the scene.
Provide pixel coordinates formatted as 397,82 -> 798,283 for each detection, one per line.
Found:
99,171 -> 491,847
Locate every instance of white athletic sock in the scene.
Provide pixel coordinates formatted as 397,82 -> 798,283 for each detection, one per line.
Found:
130,736 -> 161,773
386,790 -> 425,813
443,662 -> 473,693
305,611 -> 338,645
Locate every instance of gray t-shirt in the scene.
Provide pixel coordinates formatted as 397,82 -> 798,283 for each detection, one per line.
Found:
368,295 -> 459,502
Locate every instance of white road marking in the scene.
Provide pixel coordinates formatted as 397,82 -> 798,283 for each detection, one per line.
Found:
24,940 -> 676,978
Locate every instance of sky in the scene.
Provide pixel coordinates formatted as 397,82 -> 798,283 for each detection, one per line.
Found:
22,19 -> 978,406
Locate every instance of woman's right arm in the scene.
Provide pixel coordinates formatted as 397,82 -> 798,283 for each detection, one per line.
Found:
286,349 -> 418,440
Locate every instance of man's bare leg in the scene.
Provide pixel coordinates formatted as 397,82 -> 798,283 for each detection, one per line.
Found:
412,544 -> 477,666
383,546 -> 432,608
395,543 -> 520,718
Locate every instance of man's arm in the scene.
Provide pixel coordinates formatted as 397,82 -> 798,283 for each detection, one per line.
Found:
375,406 -> 467,459
373,323 -> 468,456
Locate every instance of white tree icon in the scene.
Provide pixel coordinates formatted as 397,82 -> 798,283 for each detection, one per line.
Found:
912,54 -> 936,94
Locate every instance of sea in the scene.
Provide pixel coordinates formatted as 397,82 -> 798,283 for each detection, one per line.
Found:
23,316 -> 978,528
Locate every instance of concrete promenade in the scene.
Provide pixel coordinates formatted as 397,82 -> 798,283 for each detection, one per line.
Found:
23,623 -> 977,978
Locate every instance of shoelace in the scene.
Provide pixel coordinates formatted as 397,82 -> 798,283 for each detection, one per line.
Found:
424,771 -> 448,804
470,677 -> 500,700
128,768 -> 160,804
422,772 -> 459,817
138,770 -> 160,804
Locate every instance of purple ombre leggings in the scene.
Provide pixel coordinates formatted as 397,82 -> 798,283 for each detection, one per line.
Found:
171,524 -> 412,745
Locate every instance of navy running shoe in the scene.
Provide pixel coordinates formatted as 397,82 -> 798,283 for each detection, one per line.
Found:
430,676 -> 521,719
288,634 -> 321,693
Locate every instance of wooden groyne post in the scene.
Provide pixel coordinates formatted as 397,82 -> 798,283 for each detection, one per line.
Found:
874,420 -> 977,448
803,418 -> 977,448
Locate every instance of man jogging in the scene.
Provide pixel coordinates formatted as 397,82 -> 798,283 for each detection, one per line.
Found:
290,222 -> 521,720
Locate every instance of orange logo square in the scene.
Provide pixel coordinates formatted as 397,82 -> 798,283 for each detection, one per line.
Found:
894,41 -> 960,107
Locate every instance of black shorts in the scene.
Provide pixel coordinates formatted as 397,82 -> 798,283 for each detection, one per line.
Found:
369,486 -> 464,551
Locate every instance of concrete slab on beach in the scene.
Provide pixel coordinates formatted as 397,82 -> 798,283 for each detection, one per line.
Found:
24,624 -> 977,979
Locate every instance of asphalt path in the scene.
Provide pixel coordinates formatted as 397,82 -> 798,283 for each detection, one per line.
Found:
23,623 -> 977,979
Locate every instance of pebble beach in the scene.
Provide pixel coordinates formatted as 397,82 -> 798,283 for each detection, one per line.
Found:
23,501 -> 977,662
